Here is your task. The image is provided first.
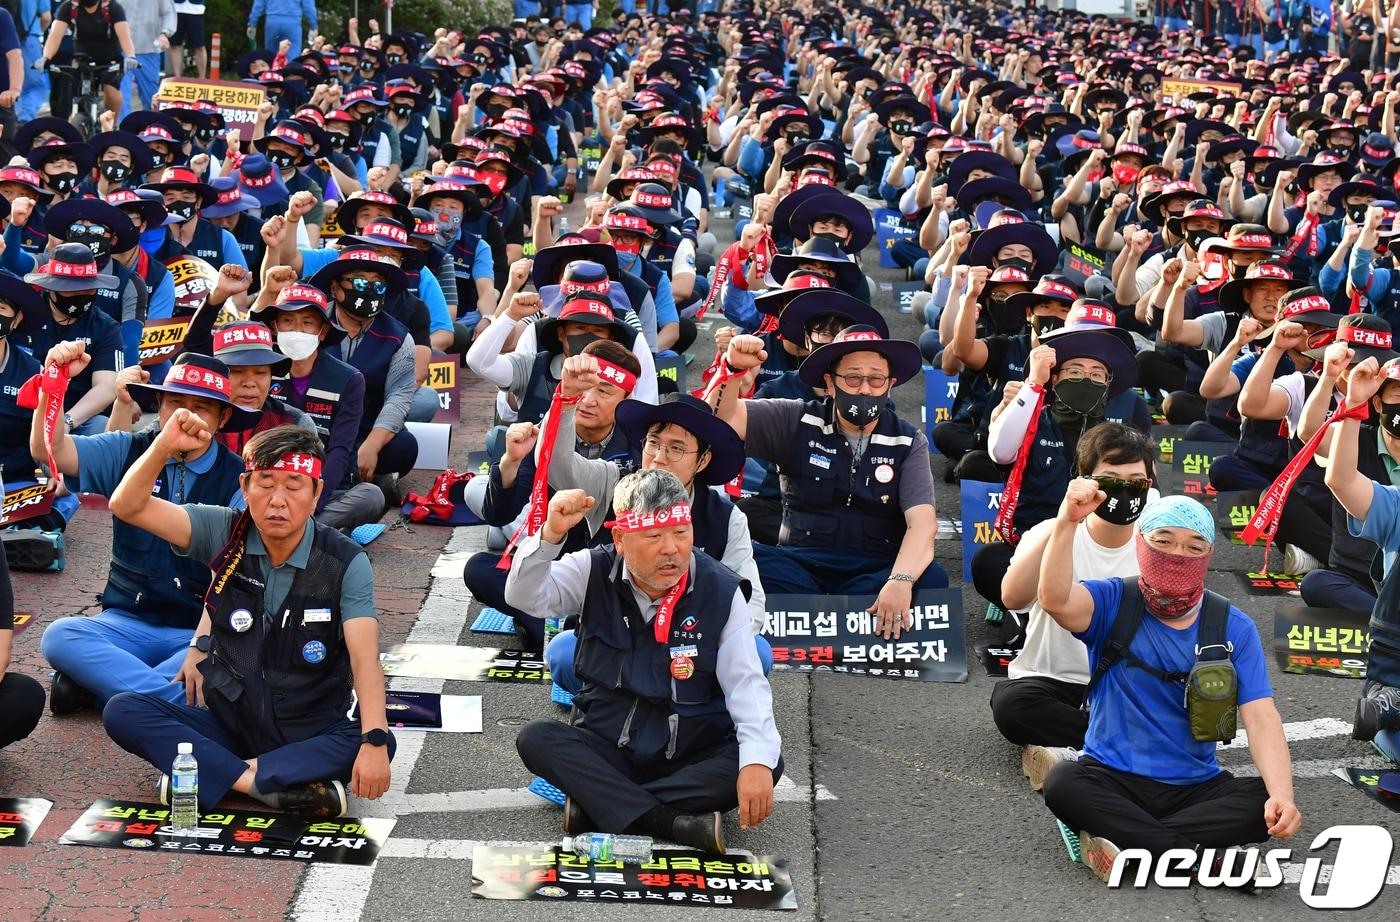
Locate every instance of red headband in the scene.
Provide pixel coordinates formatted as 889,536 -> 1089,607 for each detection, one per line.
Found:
561,277 -> 610,296
46,259 -> 98,278
167,363 -> 231,396
605,502 -> 693,532
1340,325 -> 1392,349
256,452 -> 323,479
214,325 -> 274,351
633,191 -> 672,208
594,359 -> 637,394
1281,295 -> 1332,318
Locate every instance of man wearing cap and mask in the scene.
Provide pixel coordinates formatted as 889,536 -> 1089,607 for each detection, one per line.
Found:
1037,489 -> 1299,882
144,167 -> 251,310
714,327 -> 946,637
107,188 -> 177,324
15,242 -> 125,436
508,470 -> 782,855
102,422 -> 391,820
31,344 -> 252,715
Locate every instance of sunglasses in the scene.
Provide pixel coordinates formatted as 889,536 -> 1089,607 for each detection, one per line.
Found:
346,277 -> 388,295
68,223 -> 107,239
1091,475 -> 1152,491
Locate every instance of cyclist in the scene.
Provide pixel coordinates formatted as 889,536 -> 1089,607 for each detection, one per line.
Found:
35,0 -> 137,120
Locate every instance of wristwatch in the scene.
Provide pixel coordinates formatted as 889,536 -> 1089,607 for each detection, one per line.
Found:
361,728 -> 389,747
189,634 -> 211,653
887,572 -> 915,584
63,413 -> 74,432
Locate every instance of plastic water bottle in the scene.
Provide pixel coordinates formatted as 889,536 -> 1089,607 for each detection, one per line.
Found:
563,832 -> 653,864
543,616 -> 565,653
171,742 -> 199,834
557,215 -> 570,236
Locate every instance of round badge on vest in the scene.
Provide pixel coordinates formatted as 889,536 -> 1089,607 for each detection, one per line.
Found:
303,640 -> 327,664
670,655 -> 694,680
230,609 -> 254,633
875,464 -> 894,484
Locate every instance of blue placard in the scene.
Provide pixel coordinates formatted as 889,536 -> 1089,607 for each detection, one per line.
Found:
959,479 -> 1005,582
874,208 -> 917,269
922,365 -> 959,446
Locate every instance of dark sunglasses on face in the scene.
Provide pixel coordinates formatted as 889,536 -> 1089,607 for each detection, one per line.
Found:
347,277 -> 387,295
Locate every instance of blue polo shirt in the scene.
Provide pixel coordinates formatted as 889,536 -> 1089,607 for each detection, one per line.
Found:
73,430 -> 245,509
16,309 -> 125,408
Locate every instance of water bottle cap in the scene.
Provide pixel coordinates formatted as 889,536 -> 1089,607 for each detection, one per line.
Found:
560,836 -> 573,851
177,742 -> 193,754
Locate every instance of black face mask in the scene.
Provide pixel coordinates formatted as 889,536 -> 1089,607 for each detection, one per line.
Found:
72,234 -> 111,264
167,201 -> 197,224
888,120 -> 913,136
1348,203 -> 1372,223
267,151 -> 296,171
565,332 -> 600,355
1185,228 -> 1212,252
401,248 -> 428,272
149,151 -> 168,170
1229,260 -> 1250,280
1381,401 -> 1400,438
1327,143 -> 1354,156
1031,314 -> 1064,336
99,160 -> 130,182
52,291 -> 91,318
785,131 -> 809,145
342,291 -> 385,318
989,298 -> 1027,334
486,103 -> 509,119
833,384 -> 884,427
48,172 -> 78,194
392,105 -> 415,120
1051,378 -> 1109,425
196,127 -> 217,144
328,133 -> 350,151
0,312 -> 13,339
1092,475 -> 1150,525
996,256 -> 1033,274
358,110 -> 377,128
386,53 -> 404,66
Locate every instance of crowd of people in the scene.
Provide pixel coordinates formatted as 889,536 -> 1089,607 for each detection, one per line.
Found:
0,0 -> 1398,889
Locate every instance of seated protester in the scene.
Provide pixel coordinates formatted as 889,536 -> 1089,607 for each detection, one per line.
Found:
107,189 -> 176,324
532,358 -> 768,686
718,273 -> 848,387
628,181 -> 702,324
531,242 -> 659,352
785,187 -> 875,265
1159,257 -> 1305,442
405,209 -> 463,326
1272,152 -> 1345,283
472,146 -> 528,267
102,423 -> 393,818
508,472 -> 781,854
27,138 -> 90,209
0,167 -> 54,263
203,178 -> 267,292
603,206 -> 684,353
308,249 -> 420,485
462,341 -> 642,648
254,121 -> 327,244
1343,202 -> 1400,327
713,328 -> 947,631
85,130 -> 155,198
253,279 -> 383,531
1037,491 -> 1300,880
144,168 -> 251,307
1321,356 -> 1400,760
0,544 -> 43,748
992,424 -> 1158,789
980,302 -> 1150,618
417,177 -> 498,334
722,229 -> 871,333
15,244 -> 125,436
34,346 -> 253,714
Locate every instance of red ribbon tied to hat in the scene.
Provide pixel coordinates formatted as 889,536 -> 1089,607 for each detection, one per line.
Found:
16,361 -> 70,482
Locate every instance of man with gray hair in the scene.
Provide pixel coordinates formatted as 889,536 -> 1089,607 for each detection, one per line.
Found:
506,469 -> 782,855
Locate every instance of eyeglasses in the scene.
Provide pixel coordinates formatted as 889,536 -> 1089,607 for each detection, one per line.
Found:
346,277 -> 387,295
1058,369 -> 1112,386
643,436 -> 702,463
835,373 -> 891,389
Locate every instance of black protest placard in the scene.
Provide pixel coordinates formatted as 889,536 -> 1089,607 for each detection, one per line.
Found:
978,645 -> 1018,677
0,798 -> 52,846
1237,570 -> 1304,597
1170,440 -> 1226,498
893,280 -> 923,315
60,800 -> 394,865
1212,490 -> 1261,544
380,643 -> 550,684
471,845 -> 797,911
427,351 -> 462,423
1332,768 -> 1400,812
1058,242 -> 1107,289
761,590 -> 967,682
1273,603 -> 1370,679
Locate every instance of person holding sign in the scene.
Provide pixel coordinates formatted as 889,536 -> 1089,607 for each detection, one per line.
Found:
508,470 -> 781,854
1037,489 -> 1299,882
102,422 -> 391,817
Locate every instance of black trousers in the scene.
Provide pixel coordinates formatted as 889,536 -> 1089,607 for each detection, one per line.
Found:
1136,351 -> 1186,403
517,718 -> 783,832
970,541 -> 1016,611
463,551 -> 544,648
931,418 -> 981,464
0,672 -> 44,748
735,494 -> 782,547
1043,757 -> 1270,855
989,676 -> 1088,748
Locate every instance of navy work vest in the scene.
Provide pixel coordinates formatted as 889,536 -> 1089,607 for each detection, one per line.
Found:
154,219 -> 226,264
338,312 -> 408,436
92,258 -> 136,327
271,352 -> 360,445
1015,392 -> 1144,531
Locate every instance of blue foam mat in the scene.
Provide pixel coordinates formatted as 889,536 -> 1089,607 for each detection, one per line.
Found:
350,523 -> 387,546
471,607 -> 517,634
551,683 -> 574,707
528,776 -> 566,806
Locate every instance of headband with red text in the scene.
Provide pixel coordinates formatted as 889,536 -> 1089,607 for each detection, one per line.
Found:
605,503 -> 693,532
253,452 -> 323,480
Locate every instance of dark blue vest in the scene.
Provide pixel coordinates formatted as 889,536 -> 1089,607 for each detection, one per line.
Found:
0,343 -> 41,479
517,351 -> 558,425
339,312 -> 408,436
1234,365 -> 1315,474
154,219 -> 225,264
92,258 -> 136,327
271,351 -> 360,444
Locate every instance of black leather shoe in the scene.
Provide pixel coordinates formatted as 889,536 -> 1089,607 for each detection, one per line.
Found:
563,796 -> 594,835
670,812 -> 725,854
277,780 -> 348,818
49,670 -> 93,716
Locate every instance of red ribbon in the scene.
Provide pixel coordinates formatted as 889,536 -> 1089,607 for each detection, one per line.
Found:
16,362 -> 70,481
1240,399 -> 1370,569
992,384 -> 1046,545
497,386 -> 581,571
650,570 -> 689,644
1283,213 -> 1320,261
697,242 -> 744,321
696,233 -> 774,321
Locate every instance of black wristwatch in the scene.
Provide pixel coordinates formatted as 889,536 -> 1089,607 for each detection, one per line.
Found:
361,728 -> 389,747
190,634 -> 211,653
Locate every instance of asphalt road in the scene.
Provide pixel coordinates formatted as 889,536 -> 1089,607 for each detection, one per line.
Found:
2,203 -> 1398,922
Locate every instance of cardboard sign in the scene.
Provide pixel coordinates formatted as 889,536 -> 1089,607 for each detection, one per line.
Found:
471,845 -> 798,910
1212,490 -> 1261,545
0,482 -> 55,526
1273,603 -> 1370,679
154,78 -> 269,141
874,208 -> 917,269
61,800 -> 395,864
427,351 -> 461,423
0,798 -> 52,846
138,317 -> 192,366
893,279 -> 923,315
1237,570 -> 1305,596
165,255 -> 220,314
960,479 -> 1004,582
978,645 -> 1018,677
380,644 -> 550,683
1331,768 -> 1400,812
1160,77 -> 1243,105
922,365 -> 959,445
761,590 -> 967,683
1058,242 -> 1107,288
655,351 -> 686,391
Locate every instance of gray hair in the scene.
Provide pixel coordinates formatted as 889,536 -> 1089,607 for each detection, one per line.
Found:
613,468 -> 689,516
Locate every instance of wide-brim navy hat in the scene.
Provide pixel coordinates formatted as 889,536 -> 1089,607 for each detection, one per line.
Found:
16,117 -> 82,153
309,248 -> 408,296
966,214 -> 1059,275
45,197 -> 139,254
202,177 -> 259,219
23,242 -> 118,292
787,191 -> 875,254
766,110 -> 824,143
873,94 -> 924,125
779,141 -> 849,180
339,219 -> 418,251
627,183 -> 684,226
947,151 -> 1017,195
955,175 -> 1033,217
0,271 -> 46,331
127,353 -> 263,430
615,393 -> 745,486
89,130 -> 155,177
418,179 -> 484,220
1038,302 -> 1140,396
212,321 -> 292,376
771,236 -> 865,291
798,324 -> 922,389
107,188 -> 171,229
143,167 -> 218,208
778,290 -> 888,345
536,295 -> 635,352
27,140 -> 95,177
532,240 -> 620,288
236,154 -> 292,208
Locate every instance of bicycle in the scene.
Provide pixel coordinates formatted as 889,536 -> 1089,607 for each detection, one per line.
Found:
47,54 -> 123,138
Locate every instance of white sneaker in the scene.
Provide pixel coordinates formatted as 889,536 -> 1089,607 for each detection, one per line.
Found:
1283,544 -> 1321,576
1079,831 -> 1122,883
1022,745 -> 1078,792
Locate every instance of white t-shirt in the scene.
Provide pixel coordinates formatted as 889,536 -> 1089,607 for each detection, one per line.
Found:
1006,517 -> 1142,684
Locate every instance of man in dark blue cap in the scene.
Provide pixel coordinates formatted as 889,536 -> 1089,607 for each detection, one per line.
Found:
31,343 -> 254,715
202,178 -> 266,291
107,188 -> 176,326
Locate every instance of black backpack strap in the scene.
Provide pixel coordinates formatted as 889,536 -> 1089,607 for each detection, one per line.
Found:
1194,590 -> 1234,662
1083,578 -> 1146,701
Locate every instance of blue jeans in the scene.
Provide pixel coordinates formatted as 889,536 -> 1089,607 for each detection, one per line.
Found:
119,52 -> 162,120
103,693 -> 395,808
1378,729 -> 1400,762
18,35 -> 47,122
261,17 -> 302,55
408,385 -> 439,423
564,3 -> 593,28
514,0 -> 541,14
547,629 -> 773,695
41,608 -> 191,704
